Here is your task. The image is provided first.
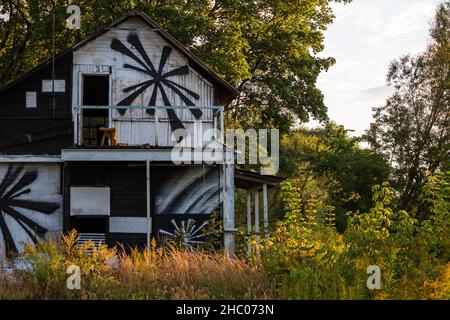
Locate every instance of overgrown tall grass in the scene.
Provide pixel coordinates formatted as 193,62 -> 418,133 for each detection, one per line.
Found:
1,174 -> 448,300
0,231 -> 275,300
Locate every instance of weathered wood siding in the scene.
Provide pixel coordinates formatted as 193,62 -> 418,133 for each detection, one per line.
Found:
0,163 -> 63,258
0,54 -> 73,155
72,17 -> 215,147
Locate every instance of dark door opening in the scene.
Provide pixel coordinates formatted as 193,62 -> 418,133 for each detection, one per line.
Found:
70,216 -> 108,233
82,75 -> 109,146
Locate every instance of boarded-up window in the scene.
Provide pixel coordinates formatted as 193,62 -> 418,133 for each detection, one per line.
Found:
109,217 -> 148,234
26,92 -> 37,108
70,187 -> 110,216
42,80 -> 66,92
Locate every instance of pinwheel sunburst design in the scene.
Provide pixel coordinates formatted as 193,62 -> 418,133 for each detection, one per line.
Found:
158,219 -> 209,250
0,166 -> 60,254
111,33 -> 202,133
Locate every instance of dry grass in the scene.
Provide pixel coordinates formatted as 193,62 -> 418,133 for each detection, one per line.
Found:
0,232 -> 276,300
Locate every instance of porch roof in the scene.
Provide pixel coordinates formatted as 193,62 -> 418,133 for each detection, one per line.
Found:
234,168 -> 284,190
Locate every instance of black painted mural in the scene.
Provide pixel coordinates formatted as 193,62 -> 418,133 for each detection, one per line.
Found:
152,166 -> 220,215
0,165 -> 60,254
111,33 -> 202,133
158,218 -> 210,249
151,166 -> 221,249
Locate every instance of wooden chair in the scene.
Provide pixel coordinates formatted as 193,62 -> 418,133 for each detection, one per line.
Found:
99,127 -> 118,146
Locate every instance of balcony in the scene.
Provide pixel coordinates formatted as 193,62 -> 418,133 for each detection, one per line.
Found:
74,105 -> 224,148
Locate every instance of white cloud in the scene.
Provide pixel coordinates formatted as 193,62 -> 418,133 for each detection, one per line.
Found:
358,86 -> 395,105
313,0 -> 442,136
364,1 -> 437,47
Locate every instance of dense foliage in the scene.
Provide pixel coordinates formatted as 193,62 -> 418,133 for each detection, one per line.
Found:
257,173 -> 450,299
367,2 -> 450,216
279,124 -> 390,230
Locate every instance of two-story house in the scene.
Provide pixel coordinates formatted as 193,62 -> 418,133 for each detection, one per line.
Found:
0,10 -> 281,258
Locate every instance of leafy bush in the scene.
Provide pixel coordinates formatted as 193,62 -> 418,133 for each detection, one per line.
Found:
257,177 -> 450,300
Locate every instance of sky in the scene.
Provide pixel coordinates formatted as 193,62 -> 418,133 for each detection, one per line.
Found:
314,0 -> 443,136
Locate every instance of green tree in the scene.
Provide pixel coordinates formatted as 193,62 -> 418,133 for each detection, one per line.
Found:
280,123 -> 390,231
420,170 -> 450,259
368,2 -> 450,216
0,0 -> 351,133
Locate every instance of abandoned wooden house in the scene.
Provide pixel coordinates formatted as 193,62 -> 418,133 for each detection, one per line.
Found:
0,11 -> 281,258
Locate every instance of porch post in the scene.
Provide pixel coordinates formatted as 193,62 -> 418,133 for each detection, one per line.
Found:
146,160 -> 151,248
62,162 -> 71,232
246,191 -> 252,255
254,188 -> 260,236
77,106 -> 82,145
263,183 -> 269,238
223,158 -> 236,256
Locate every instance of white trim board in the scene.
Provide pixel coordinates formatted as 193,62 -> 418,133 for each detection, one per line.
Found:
61,148 -> 233,163
0,155 -> 62,163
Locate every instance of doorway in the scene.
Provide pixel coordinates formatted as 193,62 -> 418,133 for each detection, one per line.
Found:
82,74 -> 109,146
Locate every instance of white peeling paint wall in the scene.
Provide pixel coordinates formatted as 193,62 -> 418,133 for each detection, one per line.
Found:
72,17 -> 215,147
0,163 -> 63,260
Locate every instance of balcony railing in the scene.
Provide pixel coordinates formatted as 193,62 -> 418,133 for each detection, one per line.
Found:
75,105 -> 224,147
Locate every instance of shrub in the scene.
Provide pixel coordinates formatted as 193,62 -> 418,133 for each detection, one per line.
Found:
258,179 -> 450,300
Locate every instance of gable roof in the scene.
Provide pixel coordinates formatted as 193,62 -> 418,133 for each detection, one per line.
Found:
0,10 -> 239,105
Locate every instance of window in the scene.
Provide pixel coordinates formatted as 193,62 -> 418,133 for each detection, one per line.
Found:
26,92 -> 37,108
42,80 -> 66,93
70,187 -> 110,216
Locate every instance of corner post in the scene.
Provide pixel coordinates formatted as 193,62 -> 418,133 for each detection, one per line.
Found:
246,191 -> 252,255
223,149 -> 236,256
254,189 -> 260,235
146,160 -> 151,248
254,188 -> 260,251
263,183 -> 269,238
